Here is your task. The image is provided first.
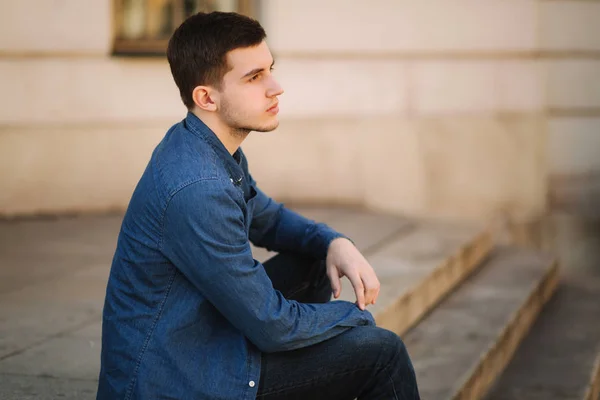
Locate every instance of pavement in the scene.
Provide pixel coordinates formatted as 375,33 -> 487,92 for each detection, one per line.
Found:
0,213 -> 115,399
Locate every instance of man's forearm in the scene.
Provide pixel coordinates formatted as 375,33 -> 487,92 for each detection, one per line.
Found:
253,206 -> 349,260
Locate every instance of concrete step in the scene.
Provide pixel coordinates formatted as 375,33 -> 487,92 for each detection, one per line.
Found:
404,246 -> 559,400
485,275 -> 600,400
251,206 -> 414,261
345,220 -> 492,336
252,208 -> 493,336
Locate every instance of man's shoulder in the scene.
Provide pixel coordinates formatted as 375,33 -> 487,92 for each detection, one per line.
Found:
152,122 -> 226,198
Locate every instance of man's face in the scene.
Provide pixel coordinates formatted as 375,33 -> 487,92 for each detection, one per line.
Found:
216,41 -> 283,133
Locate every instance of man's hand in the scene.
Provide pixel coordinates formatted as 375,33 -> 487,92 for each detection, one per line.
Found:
326,238 -> 380,310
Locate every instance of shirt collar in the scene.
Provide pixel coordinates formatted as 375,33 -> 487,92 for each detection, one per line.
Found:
184,111 -> 244,185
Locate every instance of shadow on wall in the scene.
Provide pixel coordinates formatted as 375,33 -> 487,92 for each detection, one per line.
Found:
496,210 -> 600,279
549,172 -> 600,218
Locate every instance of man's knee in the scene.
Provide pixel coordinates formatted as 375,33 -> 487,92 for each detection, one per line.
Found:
356,327 -> 419,395
350,325 -> 401,345
377,328 -> 406,354
348,326 -> 411,368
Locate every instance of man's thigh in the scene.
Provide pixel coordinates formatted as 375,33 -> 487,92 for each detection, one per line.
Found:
257,326 -> 416,400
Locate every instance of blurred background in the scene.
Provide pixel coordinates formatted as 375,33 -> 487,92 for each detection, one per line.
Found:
0,0 -> 598,222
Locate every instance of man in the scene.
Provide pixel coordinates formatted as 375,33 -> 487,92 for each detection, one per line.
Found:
97,11 -> 420,400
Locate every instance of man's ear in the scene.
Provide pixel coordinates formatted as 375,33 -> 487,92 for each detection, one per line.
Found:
192,86 -> 218,112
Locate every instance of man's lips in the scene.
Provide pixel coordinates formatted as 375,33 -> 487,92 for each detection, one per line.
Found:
266,103 -> 279,113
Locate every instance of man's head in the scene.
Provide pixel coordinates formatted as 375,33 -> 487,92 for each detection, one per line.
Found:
167,12 -> 283,134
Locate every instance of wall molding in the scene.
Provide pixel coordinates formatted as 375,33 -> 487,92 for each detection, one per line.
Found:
2,49 -> 600,61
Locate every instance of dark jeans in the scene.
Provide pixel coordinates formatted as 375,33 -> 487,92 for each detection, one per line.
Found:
258,252 -> 421,400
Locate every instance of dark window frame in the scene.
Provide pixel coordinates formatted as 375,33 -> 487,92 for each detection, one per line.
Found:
112,0 -> 256,56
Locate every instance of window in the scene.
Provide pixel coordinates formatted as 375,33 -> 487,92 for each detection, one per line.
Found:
113,0 -> 256,56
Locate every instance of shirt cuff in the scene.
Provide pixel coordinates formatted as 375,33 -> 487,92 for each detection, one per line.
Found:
315,224 -> 355,260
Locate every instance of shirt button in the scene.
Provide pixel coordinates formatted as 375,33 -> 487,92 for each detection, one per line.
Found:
249,380 -> 256,388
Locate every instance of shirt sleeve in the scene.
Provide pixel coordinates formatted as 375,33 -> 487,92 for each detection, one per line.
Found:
248,177 -> 350,260
160,179 -> 374,353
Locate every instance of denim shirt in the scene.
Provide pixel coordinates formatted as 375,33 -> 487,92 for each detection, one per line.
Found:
97,112 -> 375,400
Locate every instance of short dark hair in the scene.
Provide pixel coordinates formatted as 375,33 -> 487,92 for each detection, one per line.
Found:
167,12 -> 267,109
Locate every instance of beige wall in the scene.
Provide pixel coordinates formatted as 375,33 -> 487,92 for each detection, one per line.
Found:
0,1 -> 113,54
253,0 -> 546,221
0,0 -> 597,220
0,1 -> 179,215
541,1 -> 600,212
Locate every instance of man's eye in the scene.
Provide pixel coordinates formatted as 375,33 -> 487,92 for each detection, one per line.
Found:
250,74 -> 260,82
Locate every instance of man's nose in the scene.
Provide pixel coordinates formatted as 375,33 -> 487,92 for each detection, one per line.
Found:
267,77 -> 284,97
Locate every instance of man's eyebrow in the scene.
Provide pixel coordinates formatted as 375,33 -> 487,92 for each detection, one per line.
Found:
241,60 -> 275,79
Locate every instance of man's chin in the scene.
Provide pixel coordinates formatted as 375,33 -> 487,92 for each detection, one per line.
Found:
250,120 -> 279,133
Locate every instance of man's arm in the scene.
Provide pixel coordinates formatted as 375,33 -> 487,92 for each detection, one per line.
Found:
247,176 -> 381,310
239,148 -> 344,258
248,177 -> 345,260
160,179 -> 374,353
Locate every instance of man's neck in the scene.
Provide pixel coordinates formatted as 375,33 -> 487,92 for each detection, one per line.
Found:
192,110 -> 248,155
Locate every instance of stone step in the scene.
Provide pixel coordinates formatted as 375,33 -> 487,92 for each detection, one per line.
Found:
336,218 -> 492,335
251,206 -> 414,261
251,207 -> 493,336
485,275 -> 600,400
404,246 -> 559,400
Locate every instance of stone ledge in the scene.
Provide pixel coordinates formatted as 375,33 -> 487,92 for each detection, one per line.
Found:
375,230 -> 492,336
404,247 -> 559,399
454,260 -> 559,400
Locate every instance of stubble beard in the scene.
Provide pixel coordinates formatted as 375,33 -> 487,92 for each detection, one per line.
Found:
221,98 -> 279,136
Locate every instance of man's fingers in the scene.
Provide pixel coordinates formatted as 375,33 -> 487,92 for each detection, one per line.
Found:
327,266 -> 342,299
361,269 -> 381,306
364,285 -> 379,306
347,273 -> 366,310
